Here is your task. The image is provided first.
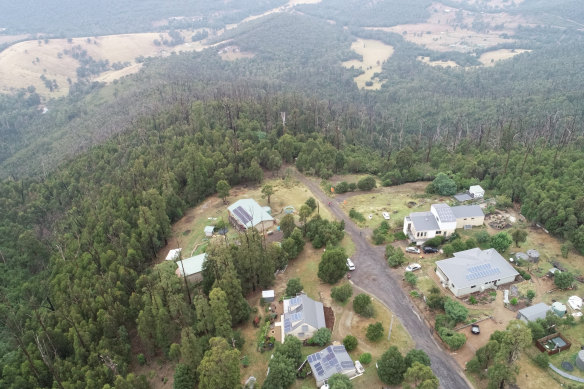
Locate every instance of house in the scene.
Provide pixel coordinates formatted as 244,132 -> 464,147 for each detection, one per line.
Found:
281,294 -> 325,342
175,253 -> 206,282
469,185 -> 485,198
435,248 -> 519,297
517,303 -> 551,322
204,226 -> 214,237
227,199 -> 275,231
307,345 -> 359,387
165,248 -> 182,261
403,203 -> 485,244
262,290 -> 275,303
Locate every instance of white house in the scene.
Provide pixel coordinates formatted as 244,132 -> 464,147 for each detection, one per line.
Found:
469,185 -> 485,198
307,345 -> 359,387
175,253 -> 207,282
436,248 -> 519,297
403,204 -> 484,244
281,294 -> 326,342
165,248 -> 182,261
227,199 -> 276,231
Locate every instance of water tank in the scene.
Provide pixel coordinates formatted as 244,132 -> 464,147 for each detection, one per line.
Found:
515,252 -> 529,262
576,350 -> 584,371
552,302 -> 567,318
527,249 -> 540,263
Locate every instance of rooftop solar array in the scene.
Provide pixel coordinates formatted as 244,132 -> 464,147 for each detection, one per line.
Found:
314,362 -> 324,376
465,263 -> 501,281
433,204 -> 456,222
288,311 -> 303,322
333,346 -> 346,353
284,319 -> 291,333
341,361 -> 354,369
232,206 -> 253,225
288,296 -> 302,306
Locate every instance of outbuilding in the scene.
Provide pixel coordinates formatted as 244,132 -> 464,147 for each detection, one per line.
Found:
204,225 -> 214,237
516,302 -> 551,323
469,185 -> 485,198
175,253 -> 207,282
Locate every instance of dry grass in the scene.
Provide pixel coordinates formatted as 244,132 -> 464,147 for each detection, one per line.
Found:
417,56 -> 460,68
218,45 -> 255,61
478,48 -> 531,66
342,38 -> 394,90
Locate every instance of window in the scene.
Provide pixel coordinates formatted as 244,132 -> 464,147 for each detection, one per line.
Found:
471,285 -> 476,288
464,218 -> 468,220
436,231 -> 441,235
302,325 -> 309,332
471,218 -> 475,220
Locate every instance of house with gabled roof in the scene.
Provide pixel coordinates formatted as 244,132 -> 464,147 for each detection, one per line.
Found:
281,294 -> 325,342
436,248 -> 518,297
403,203 -> 484,244
175,253 -> 206,282
227,198 -> 275,231
307,345 -> 360,387
516,303 -> 552,323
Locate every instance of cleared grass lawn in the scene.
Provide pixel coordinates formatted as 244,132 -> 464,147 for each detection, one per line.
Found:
341,38 -> 394,90
337,181 -> 440,230
548,322 -> 584,378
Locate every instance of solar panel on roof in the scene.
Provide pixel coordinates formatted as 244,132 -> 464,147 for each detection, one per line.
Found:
316,353 -> 321,360
235,206 -> 253,224
333,345 -> 345,353
336,365 -> 343,372
341,361 -> 354,369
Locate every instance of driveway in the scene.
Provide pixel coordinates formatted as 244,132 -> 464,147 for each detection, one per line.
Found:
297,173 -> 472,389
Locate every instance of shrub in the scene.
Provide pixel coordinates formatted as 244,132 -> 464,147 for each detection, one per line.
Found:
357,176 -> 376,191
410,290 -> 420,298
517,268 -> 531,280
353,294 -> 374,317
242,355 -> 250,367
377,346 -> 406,385
510,297 -> 518,306
534,353 -> 549,369
434,314 -> 455,331
331,283 -> 353,303
444,298 -> 468,323
335,181 -> 349,193
405,349 -> 431,368
137,353 -> 146,366
442,244 -> 455,257
525,289 -> 535,302
405,271 -> 417,287
438,328 -> 466,350
305,197 -> 317,211
359,353 -> 372,364
495,195 -> 513,209
430,173 -> 457,196
426,289 -> 445,311
349,208 -> 365,222
366,322 -> 384,342
310,328 -> 332,347
489,232 -> 512,253
424,236 -> 445,247
285,278 -> 303,296
318,247 -> 348,284
554,271 -> 574,289
475,230 -> 490,244
385,245 -> 406,267
343,335 -> 358,351
469,296 -> 477,305
394,231 -> 407,240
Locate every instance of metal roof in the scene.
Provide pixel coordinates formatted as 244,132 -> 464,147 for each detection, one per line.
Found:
469,185 -> 484,194
307,345 -> 354,383
517,302 -> 551,322
436,248 -> 519,290
432,204 -> 456,222
454,193 -> 472,202
409,211 -> 440,232
227,199 -> 274,229
282,294 -> 325,335
176,253 -> 206,276
450,205 -> 484,219
165,248 -> 182,261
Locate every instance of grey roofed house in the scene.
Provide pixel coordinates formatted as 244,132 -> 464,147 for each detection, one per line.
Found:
432,203 -> 456,222
517,302 -> 552,322
409,211 -> 440,231
282,294 -> 326,340
227,198 -> 274,229
451,205 -> 484,219
175,253 -> 207,281
307,345 -> 357,387
454,193 -> 473,202
436,248 -> 519,297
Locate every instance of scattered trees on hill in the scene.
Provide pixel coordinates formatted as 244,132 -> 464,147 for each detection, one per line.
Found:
377,346 -> 406,386
198,337 -> 240,389
353,293 -> 374,317
366,322 -> 384,342
331,283 -> 353,303
554,271 -> 574,289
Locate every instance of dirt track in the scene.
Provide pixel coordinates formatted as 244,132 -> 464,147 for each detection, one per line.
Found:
296,172 -> 472,389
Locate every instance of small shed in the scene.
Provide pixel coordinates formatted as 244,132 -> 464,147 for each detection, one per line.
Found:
516,302 -> 551,323
526,249 -> 540,263
204,226 -> 214,237
552,301 -> 567,317
469,185 -> 485,198
548,267 -> 561,276
576,350 -> 584,371
262,290 -> 275,303
515,252 -> 529,262
165,248 -> 182,261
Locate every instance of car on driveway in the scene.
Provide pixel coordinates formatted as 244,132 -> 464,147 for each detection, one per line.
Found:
346,258 -> 355,271
382,212 -> 390,220
405,263 -> 422,272
471,324 -> 480,335
405,246 -> 420,254
423,246 -> 439,254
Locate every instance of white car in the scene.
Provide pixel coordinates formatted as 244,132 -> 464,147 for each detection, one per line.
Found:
405,246 -> 420,254
405,263 -> 422,272
346,258 -> 355,271
382,212 -> 390,220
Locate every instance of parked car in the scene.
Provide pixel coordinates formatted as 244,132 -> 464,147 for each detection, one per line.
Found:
346,258 -> 355,271
382,212 -> 390,220
471,324 -> 480,335
405,263 -> 422,272
405,246 -> 420,254
423,246 -> 439,254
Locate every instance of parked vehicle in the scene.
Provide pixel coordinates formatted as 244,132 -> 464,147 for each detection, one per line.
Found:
346,258 -> 355,271
405,263 -> 422,272
423,246 -> 439,254
382,212 -> 390,220
471,324 -> 480,335
405,246 -> 420,254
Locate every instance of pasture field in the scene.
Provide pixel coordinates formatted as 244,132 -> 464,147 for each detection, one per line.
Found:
342,38 -> 394,90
